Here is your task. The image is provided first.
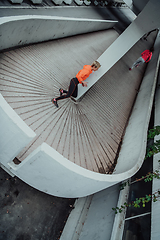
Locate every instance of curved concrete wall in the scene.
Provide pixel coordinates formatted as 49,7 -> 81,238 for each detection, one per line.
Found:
114,32 -> 160,175
0,15 -> 117,51
1,0 -> 160,197
5,30 -> 160,197
151,67 -> 160,240
0,94 -> 36,170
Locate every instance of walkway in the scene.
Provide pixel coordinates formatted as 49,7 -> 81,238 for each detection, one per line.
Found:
0,29 -> 156,173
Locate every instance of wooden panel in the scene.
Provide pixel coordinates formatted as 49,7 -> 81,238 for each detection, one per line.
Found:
0,29 -> 155,173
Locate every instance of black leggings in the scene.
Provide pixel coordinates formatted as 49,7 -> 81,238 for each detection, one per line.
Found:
56,78 -> 79,101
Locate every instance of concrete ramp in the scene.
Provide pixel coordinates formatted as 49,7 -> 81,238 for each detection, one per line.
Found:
0,0 -> 160,198
0,29 -> 156,176
0,29 -> 121,173
0,30 -> 159,197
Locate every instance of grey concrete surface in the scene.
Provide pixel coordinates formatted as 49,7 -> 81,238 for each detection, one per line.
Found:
0,15 -> 116,51
0,29 -> 157,199
0,2 -> 158,239
78,184 -> 120,240
0,6 -> 134,34
60,184 -> 120,240
0,167 -> 75,240
151,60 -> 160,240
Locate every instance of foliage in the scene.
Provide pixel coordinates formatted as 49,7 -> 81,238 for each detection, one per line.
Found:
113,171 -> 160,214
142,170 -> 160,182
112,126 -> 160,214
145,126 -> 160,159
112,190 -> 160,214
120,180 -> 130,190
145,139 -> 160,159
147,126 -> 160,139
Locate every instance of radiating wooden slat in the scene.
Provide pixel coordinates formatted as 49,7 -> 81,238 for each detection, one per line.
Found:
0,28 -> 153,173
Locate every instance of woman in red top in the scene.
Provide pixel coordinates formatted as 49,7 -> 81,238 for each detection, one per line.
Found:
129,48 -> 153,70
52,61 -> 101,107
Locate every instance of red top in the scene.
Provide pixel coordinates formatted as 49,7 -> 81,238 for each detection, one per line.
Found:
76,65 -> 92,84
141,50 -> 152,62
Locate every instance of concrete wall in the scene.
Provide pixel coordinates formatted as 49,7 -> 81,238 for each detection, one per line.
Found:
132,0 -> 149,14
114,30 -> 160,174
4,29 -> 159,198
8,143 -> 118,197
0,94 -> 36,172
151,58 -> 160,240
123,0 -> 149,15
0,15 -> 117,51
0,0 -> 160,198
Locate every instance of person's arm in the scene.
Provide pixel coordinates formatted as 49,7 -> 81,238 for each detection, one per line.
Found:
81,81 -> 88,87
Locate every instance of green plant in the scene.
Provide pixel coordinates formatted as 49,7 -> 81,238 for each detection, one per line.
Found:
112,190 -> 160,214
121,170 -> 160,187
120,180 -> 130,190
142,170 -> 160,182
114,171 -> 160,214
120,171 -> 160,190
147,126 -> 160,139
145,126 -> 160,159
145,139 -> 160,159
114,171 -> 160,213
112,126 -> 160,214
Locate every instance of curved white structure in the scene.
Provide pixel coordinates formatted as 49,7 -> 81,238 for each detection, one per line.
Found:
1,30 -> 160,197
0,15 -> 117,51
0,0 -> 160,198
0,94 -> 36,172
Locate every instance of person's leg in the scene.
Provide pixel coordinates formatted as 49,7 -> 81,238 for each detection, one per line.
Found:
52,78 -> 78,107
71,84 -> 78,98
59,88 -> 67,96
63,90 -> 68,93
56,78 -> 78,100
130,57 -> 145,70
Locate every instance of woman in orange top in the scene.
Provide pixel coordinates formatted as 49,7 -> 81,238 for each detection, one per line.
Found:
52,61 -> 101,107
